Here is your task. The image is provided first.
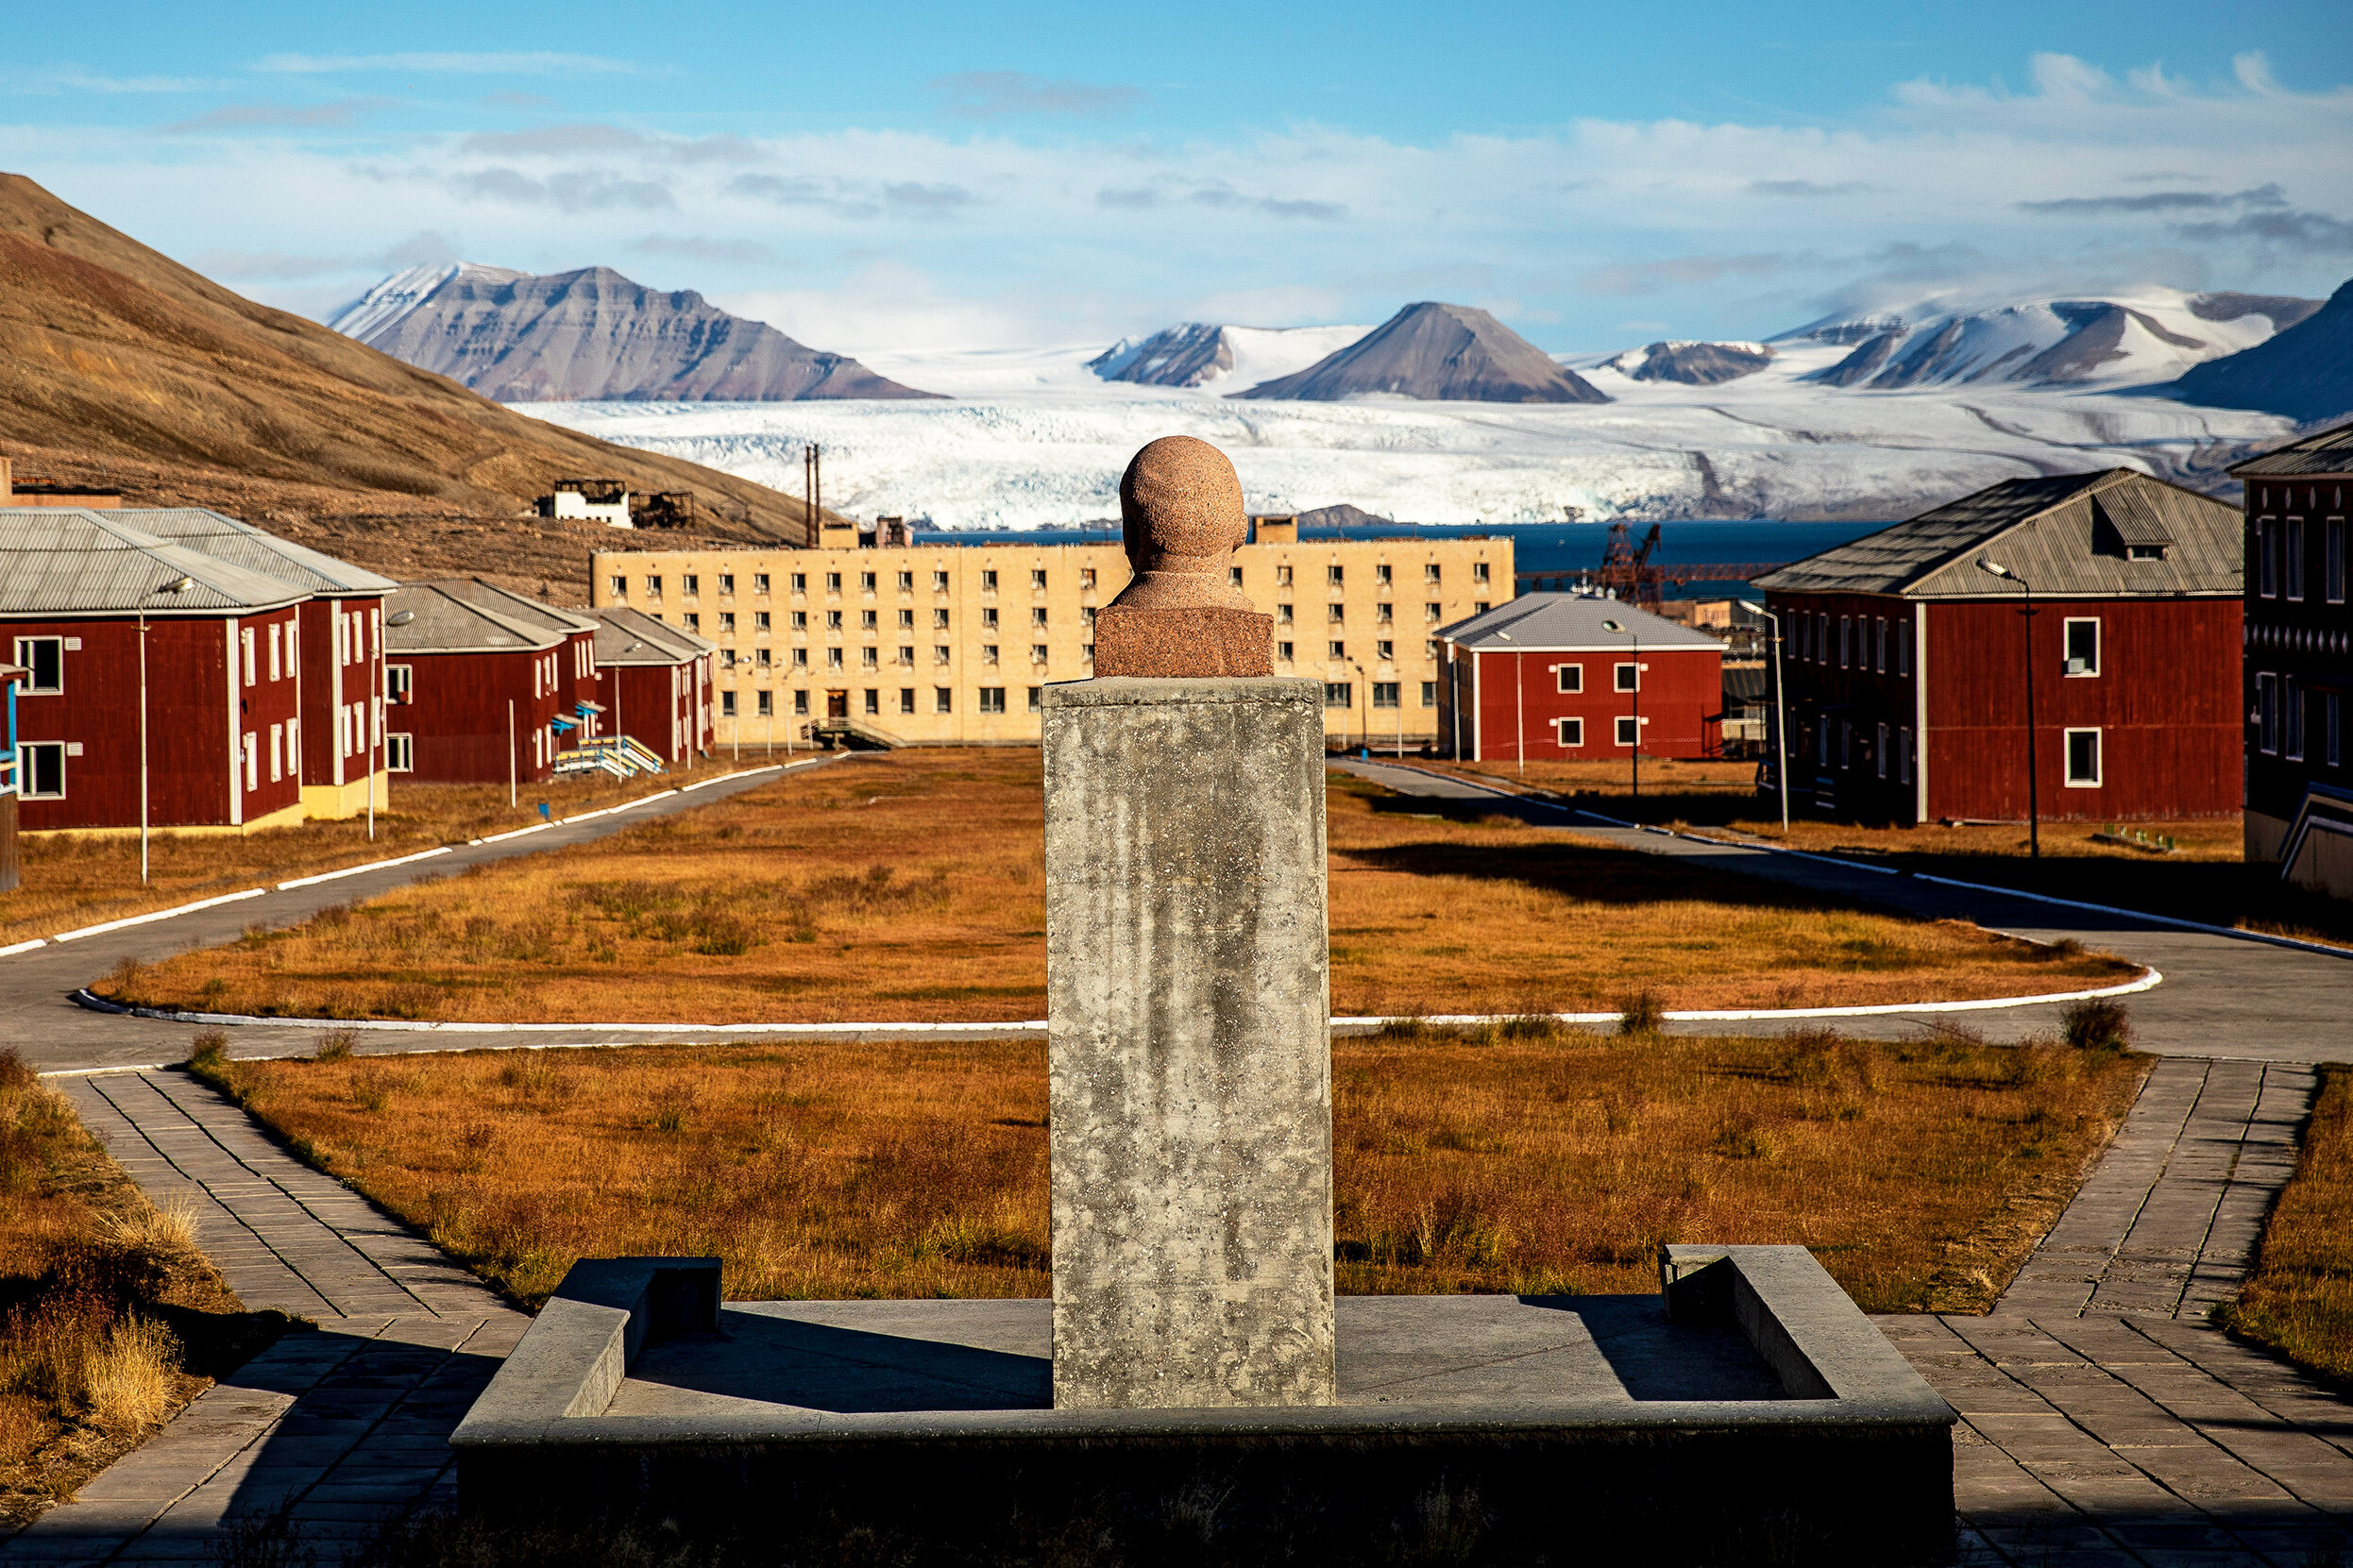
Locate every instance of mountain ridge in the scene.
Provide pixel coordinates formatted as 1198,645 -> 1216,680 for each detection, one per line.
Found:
1235,302 -> 1609,403
2168,279 -> 2353,424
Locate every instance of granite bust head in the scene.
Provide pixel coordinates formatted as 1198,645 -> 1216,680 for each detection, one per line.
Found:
1109,436 -> 1256,611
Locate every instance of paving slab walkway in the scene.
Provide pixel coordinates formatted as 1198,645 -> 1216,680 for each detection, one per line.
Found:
1881,1056 -> 2353,1565
1,1071 -> 530,1566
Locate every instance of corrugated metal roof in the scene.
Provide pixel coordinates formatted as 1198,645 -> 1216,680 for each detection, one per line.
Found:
384,580 -> 563,655
589,606 -> 716,665
1752,471 -> 2239,599
0,509 -> 310,615
108,509 -> 399,597
2230,419 -> 2353,478
1437,594 -> 1723,651
432,578 -> 600,636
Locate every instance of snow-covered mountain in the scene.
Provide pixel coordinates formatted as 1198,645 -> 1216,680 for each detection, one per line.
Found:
328,263 -> 937,402
1236,303 -> 1608,403
499,281 -> 2331,529
2170,281 -> 2353,424
1785,288 -> 2320,391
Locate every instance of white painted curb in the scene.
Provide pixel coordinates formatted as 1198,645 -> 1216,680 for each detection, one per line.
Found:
55,887 -> 269,942
279,845 -> 451,890
0,938 -> 48,957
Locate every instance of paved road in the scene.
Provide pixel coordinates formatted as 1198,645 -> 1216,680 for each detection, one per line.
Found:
1335,760 -> 2353,1062
1881,1057 -> 2352,1565
8,757 -> 845,1076
2,1071 -> 529,1566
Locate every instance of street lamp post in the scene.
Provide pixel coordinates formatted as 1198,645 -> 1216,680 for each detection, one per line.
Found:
1601,619 -> 1640,810
1346,658 -> 1370,755
1976,558 -> 2040,859
1755,605 -> 1791,834
139,575 -> 195,885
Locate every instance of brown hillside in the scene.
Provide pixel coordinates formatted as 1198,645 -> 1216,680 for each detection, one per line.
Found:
0,173 -> 829,556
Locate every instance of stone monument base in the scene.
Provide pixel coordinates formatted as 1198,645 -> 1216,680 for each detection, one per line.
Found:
453,1249 -> 1955,1566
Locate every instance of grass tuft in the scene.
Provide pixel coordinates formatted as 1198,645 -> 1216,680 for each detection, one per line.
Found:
2060,997 -> 2134,1052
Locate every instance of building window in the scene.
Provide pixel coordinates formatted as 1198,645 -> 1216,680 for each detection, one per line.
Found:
2257,672 -> 2278,754
1328,565 -> 1345,586
754,573 -> 771,594
864,688 -> 880,716
1278,641 -> 1295,662
1329,641 -> 1346,659
684,613 -> 700,632
2284,676 -> 2306,762
1328,603 -> 1345,624
1615,716 -> 1639,747
1031,644 -> 1048,665
1376,602 -> 1394,626
1027,687 -> 1043,714
1874,721 -> 1888,780
827,610 -> 843,631
269,723 -> 284,782
1425,564 -> 1442,583
982,608 -> 999,631
1376,640 -> 1393,662
897,571 -> 914,592
790,649 -> 806,668
244,733 -> 259,792
646,576 -> 662,599
934,570 -> 951,591
1276,565 -> 1293,587
1080,568 -> 1097,589
1374,564 -> 1393,586
2327,518 -> 2346,604
2286,520 -> 2307,601
385,733 -> 414,772
901,688 -> 917,714
934,608 -> 951,630
1372,683 -> 1399,709
20,741 -> 64,798
385,664 -> 413,705
2326,691 -> 2343,768
719,574 -> 735,594
719,613 -> 736,633
2258,518 -> 2278,598
609,575 -> 626,598
1839,719 -> 1852,768
793,690 -> 809,716
935,645 -> 951,666
1818,614 -> 1830,664
897,646 -> 914,667
1473,602 -> 1489,615
861,648 -> 878,669
1556,665 -> 1583,694
1421,681 -> 1437,708
720,691 -> 737,718
826,649 -> 843,670
898,608 -> 915,630
683,574 -> 699,597
1556,717 -> 1584,748
982,569 -> 998,592
789,572 -> 805,592
268,623 -> 282,682
936,687 -> 953,714
1426,640 -> 1438,660
1324,683 -> 1351,710
1473,563 -> 1490,583
983,645 -> 1000,666
2063,617 -> 2100,676
979,687 -> 1007,714
1897,622 -> 1911,676
1837,616 -> 1851,668
1230,566 -> 1244,589
1614,662 -> 1639,692
756,690 -> 773,717
1899,726 -> 1913,785
11,635 -> 61,694
2063,728 -> 2103,787
825,572 -> 842,593
242,628 -> 257,686
860,571 -> 876,592
760,612 -> 777,632
1031,607 -> 1048,628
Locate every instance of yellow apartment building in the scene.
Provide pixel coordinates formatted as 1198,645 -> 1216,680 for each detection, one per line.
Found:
590,518 -> 1513,750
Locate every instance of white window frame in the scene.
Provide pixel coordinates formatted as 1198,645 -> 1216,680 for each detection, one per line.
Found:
1554,663 -> 1583,694
2062,617 -> 2101,678
20,740 -> 65,799
2324,516 -> 2345,605
1875,721 -> 1889,780
1875,618 -> 1887,673
2285,518 -> 2306,602
243,732 -> 259,792
1614,715 -> 1639,748
243,628 -> 257,687
12,636 -> 63,695
269,722 -> 283,782
1897,622 -> 1911,676
385,664 -> 414,704
2063,727 -> 2103,787
386,733 -> 414,772
1556,717 -> 1584,748
268,623 -> 281,682
1614,662 -> 1639,693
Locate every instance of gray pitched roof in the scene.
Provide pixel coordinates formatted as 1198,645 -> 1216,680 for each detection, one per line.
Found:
1437,594 -> 1724,651
1752,470 -> 2239,599
109,508 -> 398,597
430,578 -> 599,636
589,606 -> 716,666
384,580 -> 565,655
2230,419 -> 2353,479
0,509 -> 310,616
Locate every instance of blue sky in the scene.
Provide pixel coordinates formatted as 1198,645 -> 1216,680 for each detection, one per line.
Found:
8,1 -> 2350,356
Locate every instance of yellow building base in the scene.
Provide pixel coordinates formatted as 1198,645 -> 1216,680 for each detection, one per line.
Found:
24,798 -> 313,840
302,771 -> 390,821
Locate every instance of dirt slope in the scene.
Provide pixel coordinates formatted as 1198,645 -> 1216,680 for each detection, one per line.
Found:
0,174 -> 821,544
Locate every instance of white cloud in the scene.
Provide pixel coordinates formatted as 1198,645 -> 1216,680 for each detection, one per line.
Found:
255,51 -> 638,76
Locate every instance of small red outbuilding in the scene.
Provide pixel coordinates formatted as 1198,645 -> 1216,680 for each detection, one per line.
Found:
381,580 -> 599,786
1435,596 -> 1725,764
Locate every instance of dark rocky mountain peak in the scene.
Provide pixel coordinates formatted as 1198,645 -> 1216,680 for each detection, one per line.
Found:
1233,302 -> 1608,404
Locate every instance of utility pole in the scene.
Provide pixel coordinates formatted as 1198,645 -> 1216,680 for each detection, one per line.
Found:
139,575 -> 195,885
507,700 -> 516,808
1977,558 -> 2040,857
1757,606 -> 1791,834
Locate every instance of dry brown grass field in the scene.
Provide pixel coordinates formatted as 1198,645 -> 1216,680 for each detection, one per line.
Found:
2223,1064 -> 2353,1387
196,1028 -> 2146,1316
1420,758 -> 2353,949
0,772 -> 720,948
0,1050 -> 286,1529
99,753 -> 2137,1023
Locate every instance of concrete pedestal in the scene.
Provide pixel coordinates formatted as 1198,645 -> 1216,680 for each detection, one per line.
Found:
1041,675 -> 1334,1409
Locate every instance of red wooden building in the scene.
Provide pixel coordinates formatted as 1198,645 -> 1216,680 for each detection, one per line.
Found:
2234,422 -> 2352,899
589,608 -> 715,766
381,580 -> 598,785
0,509 -> 308,833
1757,470 -> 2242,824
115,509 -> 400,821
1435,596 -> 1724,763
